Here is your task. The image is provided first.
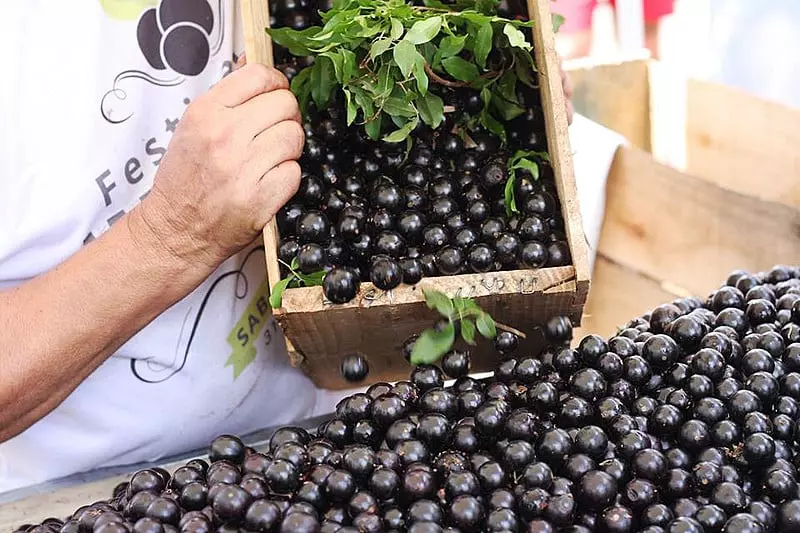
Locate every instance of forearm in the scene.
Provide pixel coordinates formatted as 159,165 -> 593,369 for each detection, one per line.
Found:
0,205 -> 213,441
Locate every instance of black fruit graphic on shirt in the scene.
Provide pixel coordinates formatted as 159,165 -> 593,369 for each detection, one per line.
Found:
136,0 -> 215,76
162,23 -> 211,76
136,8 -> 166,70
159,0 -> 214,34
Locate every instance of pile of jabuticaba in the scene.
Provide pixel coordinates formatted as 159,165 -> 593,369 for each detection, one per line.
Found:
16,264 -> 800,532
265,0 -> 572,305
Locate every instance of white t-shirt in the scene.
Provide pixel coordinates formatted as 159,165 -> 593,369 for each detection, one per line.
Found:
0,0 -> 343,494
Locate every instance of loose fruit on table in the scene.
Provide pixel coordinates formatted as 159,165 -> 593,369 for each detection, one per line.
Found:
18,263 -> 800,533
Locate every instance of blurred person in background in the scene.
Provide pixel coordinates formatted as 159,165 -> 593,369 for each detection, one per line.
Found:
555,0 -> 675,59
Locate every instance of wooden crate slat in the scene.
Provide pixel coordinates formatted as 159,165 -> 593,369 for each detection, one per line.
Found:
527,0 -> 591,300
686,78 -> 800,209
599,146 -> 800,298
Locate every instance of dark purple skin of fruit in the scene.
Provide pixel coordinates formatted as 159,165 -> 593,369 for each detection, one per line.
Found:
268,45 -> 565,297
23,265 -> 800,533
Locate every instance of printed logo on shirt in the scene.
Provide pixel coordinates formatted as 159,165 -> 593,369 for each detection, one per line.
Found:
130,246 -> 276,383
100,0 -> 227,124
99,0 -> 158,20
88,0 -> 237,245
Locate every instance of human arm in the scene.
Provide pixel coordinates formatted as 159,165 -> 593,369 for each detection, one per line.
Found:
0,64 -> 304,442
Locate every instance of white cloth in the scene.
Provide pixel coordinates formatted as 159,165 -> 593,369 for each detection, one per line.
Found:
0,0 -> 347,495
568,113 -> 627,273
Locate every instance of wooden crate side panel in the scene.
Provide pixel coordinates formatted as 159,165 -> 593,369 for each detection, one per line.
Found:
565,58 -> 652,152
528,0 -> 591,289
686,78 -> 800,209
598,146 -> 800,299
575,255 -> 683,339
278,267 -> 583,389
242,0 -> 284,293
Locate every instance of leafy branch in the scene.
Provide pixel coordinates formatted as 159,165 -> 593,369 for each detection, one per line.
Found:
269,258 -> 326,308
503,149 -> 550,216
410,289 -> 526,365
266,0 -> 553,143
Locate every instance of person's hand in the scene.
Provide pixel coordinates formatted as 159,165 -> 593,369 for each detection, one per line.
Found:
133,63 -> 304,271
559,54 -> 575,126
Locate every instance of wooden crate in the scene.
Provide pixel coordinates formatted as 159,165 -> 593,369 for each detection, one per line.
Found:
242,0 -> 590,389
564,57 -> 800,339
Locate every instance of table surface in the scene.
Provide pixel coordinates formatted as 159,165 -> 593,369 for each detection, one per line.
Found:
0,414 -> 330,530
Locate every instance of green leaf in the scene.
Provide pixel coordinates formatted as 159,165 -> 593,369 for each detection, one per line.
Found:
418,91 -> 444,129
441,56 -> 479,82
510,157 -> 540,179
266,26 -> 318,56
410,324 -> 456,365
310,56 -> 336,109
482,114 -> 506,142
438,35 -> 466,58
299,270 -> 326,286
480,87 -> 492,108
369,38 -> 392,61
503,23 -> 531,50
453,297 -> 481,314
424,289 -> 455,317
352,86 -> 375,118
364,114 -> 382,140
268,276 -> 293,309
476,312 -> 497,338
404,16 -> 442,45
515,52 -> 536,87
504,173 -> 518,216
290,66 -> 313,112
321,50 -> 344,82
374,64 -> 394,99
341,49 -> 356,82
497,71 -> 519,103
382,96 -> 417,117
290,257 -> 300,270
419,42 -> 437,64
474,21 -> 493,69
492,95 -> 525,121
383,117 -> 419,143
393,40 -> 418,78
461,319 -> 477,345
552,13 -> 566,33
413,55 -> 429,95
390,17 -> 404,40
344,89 -> 357,125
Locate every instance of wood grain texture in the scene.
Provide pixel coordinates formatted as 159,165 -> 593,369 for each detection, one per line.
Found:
527,0 -> 591,296
686,78 -> 800,209
276,267 -> 583,389
599,146 -> 800,298
241,0 -> 298,356
565,57 -> 652,151
575,255 -> 683,339
241,0 -> 282,295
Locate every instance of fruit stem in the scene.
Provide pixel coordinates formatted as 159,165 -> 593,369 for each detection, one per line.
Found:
424,62 -> 469,88
423,62 -> 501,88
495,322 -> 527,339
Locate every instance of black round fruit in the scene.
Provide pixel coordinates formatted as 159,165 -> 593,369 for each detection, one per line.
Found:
435,246 -> 464,276
370,257 -> 402,290
340,354 -> 369,382
323,267 -> 360,304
